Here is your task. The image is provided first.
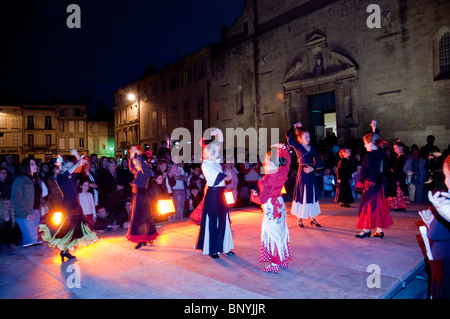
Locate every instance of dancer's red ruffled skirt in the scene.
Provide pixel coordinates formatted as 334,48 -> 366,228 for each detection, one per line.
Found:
357,186 -> 393,229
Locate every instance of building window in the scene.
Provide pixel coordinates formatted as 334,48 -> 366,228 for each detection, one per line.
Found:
59,121 -> 64,132
0,117 -> 6,128
12,134 -> 20,147
69,137 -> 75,150
45,116 -> 52,129
440,31 -> 450,76
161,106 -> 168,133
171,104 -> 178,128
27,134 -> 34,149
93,123 -> 100,133
197,96 -> 205,119
69,121 -> 75,133
75,108 -> 81,117
45,134 -> 52,147
0,134 -> 5,147
27,116 -> 34,129
183,100 -> 190,128
79,138 -> 85,148
59,138 -> 65,150
169,74 -> 178,90
195,60 -> 206,80
151,110 -> 157,136
79,120 -> 85,133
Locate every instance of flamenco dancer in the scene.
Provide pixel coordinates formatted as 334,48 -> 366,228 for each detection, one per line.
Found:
286,122 -> 322,228
195,129 -> 235,259
334,147 -> 355,207
355,121 -> 393,238
251,144 -> 292,273
126,146 -> 158,249
39,150 -> 98,262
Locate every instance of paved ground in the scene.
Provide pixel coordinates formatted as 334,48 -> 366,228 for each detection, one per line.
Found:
0,197 -> 431,300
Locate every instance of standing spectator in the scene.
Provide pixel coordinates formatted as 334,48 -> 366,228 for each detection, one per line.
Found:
168,158 -> 186,219
404,145 -> 427,202
77,158 -> 99,207
89,154 -> 98,177
118,158 -> 134,200
335,148 -> 354,207
0,167 -> 13,200
99,160 -> 124,215
158,140 -> 170,157
11,158 -> 48,247
420,135 -> 440,161
44,164 -> 63,217
78,178 -> 97,229
148,172 -> 172,222
4,154 -> 18,180
240,158 -> 261,195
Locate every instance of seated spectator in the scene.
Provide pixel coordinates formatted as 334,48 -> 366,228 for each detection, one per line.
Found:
0,199 -> 22,248
92,206 -> 127,232
322,168 -> 336,197
187,183 -> 203,214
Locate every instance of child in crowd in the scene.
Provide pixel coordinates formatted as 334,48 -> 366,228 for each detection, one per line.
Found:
78,178 -> 97,229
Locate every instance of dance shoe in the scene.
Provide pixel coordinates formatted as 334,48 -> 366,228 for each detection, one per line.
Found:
60,250 -> 76,262
210,253 -> 220,259
310,219 -> 322,227
280,260 -> 289,269
135,242 -> 145,249
226,251 -> 235,256
263,264 -> 280,274
355,231 -> 371,238
297,219 -> 304,228
372,232 -> 384,239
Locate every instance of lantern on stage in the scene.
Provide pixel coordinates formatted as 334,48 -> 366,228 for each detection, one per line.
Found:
281,186 -> 286,194
52,212 -> 63,226
157,199 -> 176,215
224,191 -> 235,205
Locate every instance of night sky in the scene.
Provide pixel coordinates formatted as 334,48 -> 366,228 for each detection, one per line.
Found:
0,0 -> 246,118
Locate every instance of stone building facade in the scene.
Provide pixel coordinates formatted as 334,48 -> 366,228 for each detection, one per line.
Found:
209,0 -> 450,151
114,47 -> 210,160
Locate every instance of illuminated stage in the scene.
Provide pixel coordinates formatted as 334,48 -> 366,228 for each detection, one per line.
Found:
0,198 -> 429,299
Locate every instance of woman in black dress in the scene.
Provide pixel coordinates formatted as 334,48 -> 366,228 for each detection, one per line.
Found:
390,140 -> 408,198
335,148 -> 354,207
125,146 -> 158,249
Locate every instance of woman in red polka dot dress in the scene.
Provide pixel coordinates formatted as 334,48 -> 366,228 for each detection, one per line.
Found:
251,144 -> 292,273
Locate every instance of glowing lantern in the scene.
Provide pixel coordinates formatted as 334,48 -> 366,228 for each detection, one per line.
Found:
52,212 -> 63,225
224,191 -> 235,205
157,199 -> 175,215
281,186 -> 286,194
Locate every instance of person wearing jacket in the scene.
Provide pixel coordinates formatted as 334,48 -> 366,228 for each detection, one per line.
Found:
11,158 -> 48,247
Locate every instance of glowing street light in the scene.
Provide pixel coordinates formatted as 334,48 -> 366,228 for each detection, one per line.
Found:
127,93 -> 136,101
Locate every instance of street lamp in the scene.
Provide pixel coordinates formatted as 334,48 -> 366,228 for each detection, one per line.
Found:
127,93 -> 136,101
126,90 -> 140,149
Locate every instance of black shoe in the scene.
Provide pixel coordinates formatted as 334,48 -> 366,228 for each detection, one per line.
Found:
355,231 -> 371,238
310,219 -> 322,227
60,250 -> 76,262
343,203 -> 351,207
226,251 -> 235,256
135,242 -> 145,249
372,232 -> 384,239
210,253 -> 220,259
298,220 -> 304,228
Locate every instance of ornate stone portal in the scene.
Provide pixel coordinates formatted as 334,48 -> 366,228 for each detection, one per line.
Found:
282,34 -> 360,145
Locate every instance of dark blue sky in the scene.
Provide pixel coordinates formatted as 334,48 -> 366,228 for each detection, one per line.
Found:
0,0 -> 245,118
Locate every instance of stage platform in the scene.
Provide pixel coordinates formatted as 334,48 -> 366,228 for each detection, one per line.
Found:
0,198 -> 430,300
